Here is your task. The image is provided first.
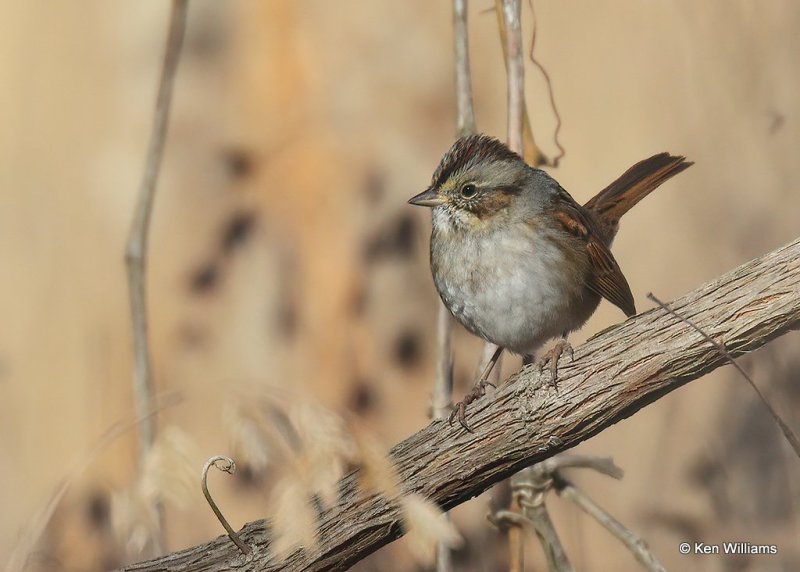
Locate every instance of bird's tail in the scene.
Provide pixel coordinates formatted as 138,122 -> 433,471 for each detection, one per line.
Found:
584,152 -> 692,239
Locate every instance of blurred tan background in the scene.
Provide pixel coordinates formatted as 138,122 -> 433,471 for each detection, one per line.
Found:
1,0 -> 799,570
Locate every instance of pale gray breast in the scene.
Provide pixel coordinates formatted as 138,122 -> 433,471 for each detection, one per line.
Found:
431,218 -> 586,354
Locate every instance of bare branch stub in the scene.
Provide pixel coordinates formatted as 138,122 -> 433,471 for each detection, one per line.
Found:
124,236 -> 800,572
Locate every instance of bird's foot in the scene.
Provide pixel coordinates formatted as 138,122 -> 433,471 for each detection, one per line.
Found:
537,339 -> 574,389
448,378 -> 495,432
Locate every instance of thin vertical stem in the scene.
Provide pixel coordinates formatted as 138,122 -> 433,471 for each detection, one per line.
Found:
125,0 -> 189,463
501,0 -> 524,155
493,2 -> 526,569
507,498 -> 525,572
453,0 -> 476,138
495,0 -> 550,166
432,305 -> 454,421
433,1 -> 477,570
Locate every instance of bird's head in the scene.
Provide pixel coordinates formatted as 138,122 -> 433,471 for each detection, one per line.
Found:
408,134 -> 535,231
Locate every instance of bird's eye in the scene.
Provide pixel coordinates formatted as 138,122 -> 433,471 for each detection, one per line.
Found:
460,184 -> 477,198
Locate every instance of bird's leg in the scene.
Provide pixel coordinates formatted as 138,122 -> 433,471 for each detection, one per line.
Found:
449,345 -> 504,432
537,333 -> 574,389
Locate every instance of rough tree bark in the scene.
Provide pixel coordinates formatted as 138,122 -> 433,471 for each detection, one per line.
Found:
125,236 -> 800,571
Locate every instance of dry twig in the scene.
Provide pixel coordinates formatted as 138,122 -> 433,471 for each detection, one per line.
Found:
526,0 -> 565,166
125,0 -> 188,462
554,477 -> 664,572
453,0 -> 476,139
512,466 -> 573,572
433,304 -> 454,572
201,456 -> 251,556
500,0 -> 524,154
510,456 -> 664,572
647,292 -> 800,458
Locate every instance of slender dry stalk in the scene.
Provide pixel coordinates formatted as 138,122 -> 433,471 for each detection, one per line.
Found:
533,455 -> 623,479
512,455 -> 665,572
453,0 -> 476,139
512,424 -> 662,570
112,427 -> 198,558
500,0 -> 524,154
506,498 -> 525,572
432,305 -> 454,422
525,507 -> 572,571
513,467 -> 573,572
432,306 -> 453,572
436,0 -> 476,423
494,0 -> 549,166
432,1 -> 477,568
124,0 -> 189,463
489,2 -> 528,568
483,343 -> 507,554
487,507 -> 525,572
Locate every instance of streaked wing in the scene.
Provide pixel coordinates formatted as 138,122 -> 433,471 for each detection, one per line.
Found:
552,197 -> 637,317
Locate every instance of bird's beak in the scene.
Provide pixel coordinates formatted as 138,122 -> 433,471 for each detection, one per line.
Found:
408,188 -> 446,208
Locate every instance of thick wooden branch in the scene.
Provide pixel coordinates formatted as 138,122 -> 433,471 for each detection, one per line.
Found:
126,236 -> 800,571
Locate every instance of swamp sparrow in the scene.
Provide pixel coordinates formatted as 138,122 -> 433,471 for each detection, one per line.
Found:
409,134 -> 692,429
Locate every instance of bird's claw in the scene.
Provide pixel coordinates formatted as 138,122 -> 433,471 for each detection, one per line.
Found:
448,379 -> 493,432
537,339 -> 574,389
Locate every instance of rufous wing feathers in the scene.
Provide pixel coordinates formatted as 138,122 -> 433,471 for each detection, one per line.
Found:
553,201 -> 637,317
